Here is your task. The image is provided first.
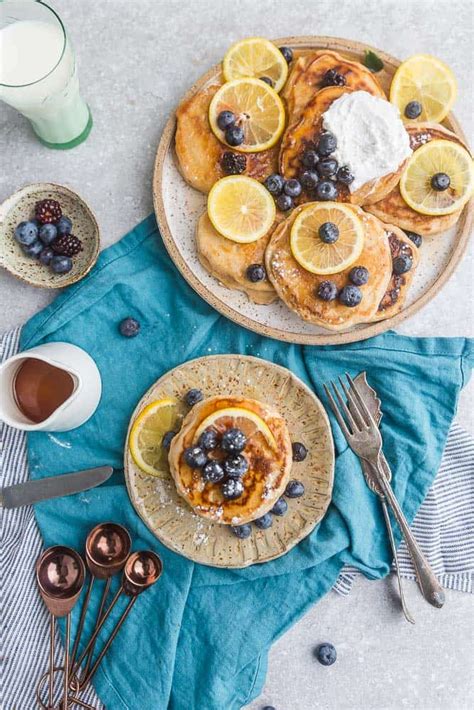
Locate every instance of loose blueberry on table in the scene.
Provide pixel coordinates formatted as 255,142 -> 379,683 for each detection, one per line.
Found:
315,642 -> 337,666
119,317 -> 140,337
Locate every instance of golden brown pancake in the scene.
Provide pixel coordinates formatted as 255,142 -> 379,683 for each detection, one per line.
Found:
366,123 -> 468,236
169,396 -> 292,525
279,86 -> 408,207
265,204 -> 392,330
196,212 -> 280,305
175,84 -> 279,193
283,49 -> 385,123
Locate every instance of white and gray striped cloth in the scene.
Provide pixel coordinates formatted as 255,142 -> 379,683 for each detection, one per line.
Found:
1,327 -> 473,710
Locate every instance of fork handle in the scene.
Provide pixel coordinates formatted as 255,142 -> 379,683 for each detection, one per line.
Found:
372,456 -> 445,609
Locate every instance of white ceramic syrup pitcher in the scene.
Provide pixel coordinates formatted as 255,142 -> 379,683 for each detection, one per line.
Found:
0,342 -> 101,432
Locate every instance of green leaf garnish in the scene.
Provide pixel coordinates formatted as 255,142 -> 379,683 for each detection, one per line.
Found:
363,50 -> 384,73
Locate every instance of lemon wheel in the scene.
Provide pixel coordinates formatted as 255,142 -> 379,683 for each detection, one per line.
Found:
400,140 -> 474,216
223,37 -> 288,93
207,175 -> 276,243
209,77 -> 286,153
129,398 -> 182,478
390,54 -> 457,123
290,203 -> 364,275
194,406 -> 276,449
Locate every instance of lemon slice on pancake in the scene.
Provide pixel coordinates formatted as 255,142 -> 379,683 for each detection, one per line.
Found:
207,175 -> 276,243
400,140 -> 474,216
195,406 -> 277,449
129,398 -> 181,478
223,38 -> 289,93
390,54 -> 457,123
290,203 -> 364,275
209,77 -> 285,153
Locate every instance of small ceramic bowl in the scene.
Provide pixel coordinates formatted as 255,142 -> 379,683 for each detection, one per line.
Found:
0,183 -> 100,288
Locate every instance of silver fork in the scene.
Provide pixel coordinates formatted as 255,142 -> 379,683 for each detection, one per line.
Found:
324,374 -> 445,610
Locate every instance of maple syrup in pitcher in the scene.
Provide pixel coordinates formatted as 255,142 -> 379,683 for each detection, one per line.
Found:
13,358 -> 75,423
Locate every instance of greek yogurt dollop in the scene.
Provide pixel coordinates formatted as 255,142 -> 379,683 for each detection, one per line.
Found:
322,91 -> 412,192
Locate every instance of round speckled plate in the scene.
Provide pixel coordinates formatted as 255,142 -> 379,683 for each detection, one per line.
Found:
153,36 -> 473,345
0,183 -> 100,288
124,355 -> 334,568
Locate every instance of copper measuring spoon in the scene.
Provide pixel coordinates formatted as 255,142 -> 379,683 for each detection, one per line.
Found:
35,546 -> 85,710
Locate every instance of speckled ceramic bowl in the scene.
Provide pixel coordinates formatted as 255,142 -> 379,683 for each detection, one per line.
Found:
0,183 -> 100,288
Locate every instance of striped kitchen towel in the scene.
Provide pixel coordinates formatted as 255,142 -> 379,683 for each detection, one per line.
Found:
1,326 -> 473,710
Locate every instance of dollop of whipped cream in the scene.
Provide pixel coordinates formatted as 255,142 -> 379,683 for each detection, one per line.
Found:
322,91 -> 412,192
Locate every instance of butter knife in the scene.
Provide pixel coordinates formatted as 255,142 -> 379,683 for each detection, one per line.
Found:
0,466 -> 113,509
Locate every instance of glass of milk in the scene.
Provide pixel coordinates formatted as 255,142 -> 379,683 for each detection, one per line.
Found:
0,0 -> 92,148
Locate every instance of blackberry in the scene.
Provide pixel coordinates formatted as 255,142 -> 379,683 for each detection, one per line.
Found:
51,234 -> 83,257
322,69 -> 346,87
221,151 -> 247,175
35,199 -> 62,225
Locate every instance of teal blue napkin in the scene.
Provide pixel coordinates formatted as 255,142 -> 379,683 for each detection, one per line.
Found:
21,215 -> 473,710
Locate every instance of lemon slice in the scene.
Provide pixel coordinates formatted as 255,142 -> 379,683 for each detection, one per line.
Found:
290,203 -> 364,275
400,140 -> 474,216
390,54 -> 457,123
129,398 -> 181,478
194,406 -> 276,449
223,37 -> 289,93
207,175 -> 276,243
209,77 -> 286,153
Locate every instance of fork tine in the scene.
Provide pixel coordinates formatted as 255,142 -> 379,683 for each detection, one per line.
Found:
338,376 -> 366,429
323,384 -> 351,439
346,373 -> 374,425
330,380 -> 359,433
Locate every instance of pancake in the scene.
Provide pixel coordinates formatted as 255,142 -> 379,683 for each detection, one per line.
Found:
279,86 -> 407,206
265,204 -> 392,330
169,396 -> 292,525
196,212 -> 280,305
370,224 -> 420,321
283,49 -> 385,123
366,123 -> 468,236
175,84 -> 279,193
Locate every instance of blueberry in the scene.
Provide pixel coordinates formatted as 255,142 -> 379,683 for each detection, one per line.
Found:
39,223 -> 57,245
198,428 -> 219,451
262,707 -> 276,710
254,513 -> 273,529
302,149 -> 319,168
322,69 -> 346,87
315,181 -> 338,201
246,263 -> 266,283
225,125 -> 245,147
404,101 -> 422,119
404,230 -> 422,248
317,280 -> 338,302
317,132 -> 337,156
276,193 -> 293,211
221,151 -> 246,175
183,446 -> 207,469
162,430 -> 176,450
221,427 -> 247,453
38,247 -> 54,265
56,216 -> 73,236
202,460 -> 225,483
319,222 -> 339,243
317,158 -> 338,179
284,179 -> 302,198
393,254 -> 413,275
22,240 -> 43,258
232,524 -> 252,539
431,172 -> 450,191
349,265 -> 369,286
264,173 -> 285,196
285,480 -> 305,498
221,478 -> 244,500
119,317 -> 140,337
292,442 -> 308,462
223,454 -> 249,479
271,497 -> 288,516
259,76 -> 274,87
14,220 -> 38,246
337,165 -> 355,186
185,388 -> 204,406
279,46 -> 293,63
50,255 -> 73,273
300,170 -> 319,190
217,110 -> 235,130
339,284 -> 362,307
315,642 -> 337,666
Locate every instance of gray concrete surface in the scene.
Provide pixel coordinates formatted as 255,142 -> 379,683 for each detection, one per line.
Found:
0,2 -> 472,709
